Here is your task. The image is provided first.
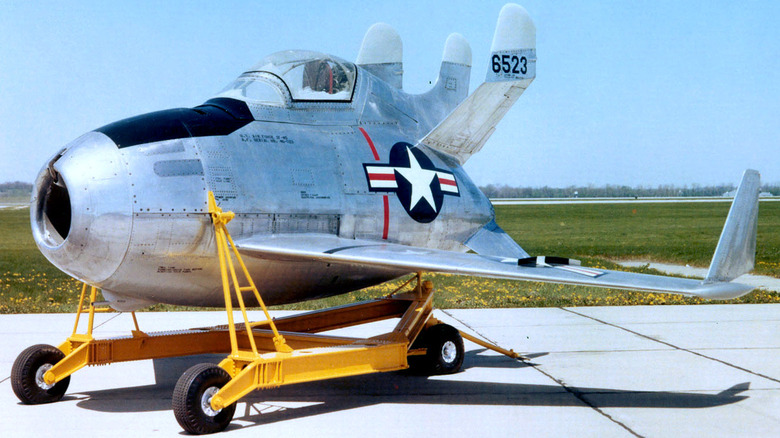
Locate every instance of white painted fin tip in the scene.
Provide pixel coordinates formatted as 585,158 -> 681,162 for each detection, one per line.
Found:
356,22 -> 402,65
443,33 -> 471,66
491,3 -> 536,52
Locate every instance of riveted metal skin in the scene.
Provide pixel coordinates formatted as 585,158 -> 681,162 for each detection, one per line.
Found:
31,50 -> 488,311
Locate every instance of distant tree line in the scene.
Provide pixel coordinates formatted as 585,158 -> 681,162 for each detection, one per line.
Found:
1,181 -> 777,200
480,183 -> 779,198
0,181 -> 33,199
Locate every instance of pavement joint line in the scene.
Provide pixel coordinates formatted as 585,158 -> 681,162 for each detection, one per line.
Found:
441,309 -> 644,437
530,359 -> 645,437
439,309 -> 508,351
560,307 -> 780,385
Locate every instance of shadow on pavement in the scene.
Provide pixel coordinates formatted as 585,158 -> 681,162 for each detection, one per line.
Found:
71,348 -> 750,428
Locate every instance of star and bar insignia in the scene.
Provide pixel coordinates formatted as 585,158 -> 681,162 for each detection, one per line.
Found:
363,142 -> 459,223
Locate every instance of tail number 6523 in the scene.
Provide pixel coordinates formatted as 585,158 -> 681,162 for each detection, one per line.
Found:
491,54 -> 527,75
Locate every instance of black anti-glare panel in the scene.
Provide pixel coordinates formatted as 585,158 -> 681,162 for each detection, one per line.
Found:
96,98 -> 253,149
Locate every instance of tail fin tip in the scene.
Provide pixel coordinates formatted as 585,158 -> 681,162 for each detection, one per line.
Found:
442,33 -> 471,67
356,22 -> 402,65
487,4 -> 536,83
357,23 -> 403,89
491,4 -> 536,52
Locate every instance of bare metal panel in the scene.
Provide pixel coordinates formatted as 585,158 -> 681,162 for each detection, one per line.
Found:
153,159 -> 204,177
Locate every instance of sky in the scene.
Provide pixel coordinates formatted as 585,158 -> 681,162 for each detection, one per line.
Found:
1,0 -> 778,188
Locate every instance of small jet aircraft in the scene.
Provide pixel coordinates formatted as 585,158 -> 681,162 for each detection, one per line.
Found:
16,3 -> 760,434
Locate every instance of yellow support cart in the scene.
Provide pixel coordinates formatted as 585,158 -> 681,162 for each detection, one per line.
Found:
11,192 -> 521,434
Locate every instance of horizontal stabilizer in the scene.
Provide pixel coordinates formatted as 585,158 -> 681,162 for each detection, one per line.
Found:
706,169 -> 761,282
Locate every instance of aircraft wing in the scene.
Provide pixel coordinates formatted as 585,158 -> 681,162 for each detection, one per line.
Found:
235,233 -> 753,300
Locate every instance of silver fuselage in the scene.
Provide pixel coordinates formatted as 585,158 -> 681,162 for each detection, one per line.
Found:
32,61 -> 492,309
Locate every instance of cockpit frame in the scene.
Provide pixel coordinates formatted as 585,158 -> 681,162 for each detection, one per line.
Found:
216,51 -> 358,106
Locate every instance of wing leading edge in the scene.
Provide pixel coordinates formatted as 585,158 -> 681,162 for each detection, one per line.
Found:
235,233 -> 753,300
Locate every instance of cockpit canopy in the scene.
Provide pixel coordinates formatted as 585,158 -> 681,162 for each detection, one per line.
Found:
216,50 -> 357,105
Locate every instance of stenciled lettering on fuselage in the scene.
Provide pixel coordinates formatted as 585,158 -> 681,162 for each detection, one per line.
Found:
363,142 -> 459,223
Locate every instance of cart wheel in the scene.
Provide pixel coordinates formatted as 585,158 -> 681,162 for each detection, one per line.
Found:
409,324 -> 464,375
11,344 -> 70,404
173,363 -> 236,435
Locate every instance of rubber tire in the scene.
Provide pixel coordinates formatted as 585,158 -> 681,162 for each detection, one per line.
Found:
409,324 -> 464,375
11,344 -> 70,404
173,363 -> 236,435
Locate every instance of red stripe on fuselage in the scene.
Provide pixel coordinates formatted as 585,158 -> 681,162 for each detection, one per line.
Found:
439,178 -> 457,186
359,127 -> 389,240
369,173 -> 396,181
382,195 -> 389,239
359,127 -> 380,161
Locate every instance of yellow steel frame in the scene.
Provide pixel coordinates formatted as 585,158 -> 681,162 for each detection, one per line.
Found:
206,191 -> 429,410
39,191 -> 521,407
208,191 -> 292,356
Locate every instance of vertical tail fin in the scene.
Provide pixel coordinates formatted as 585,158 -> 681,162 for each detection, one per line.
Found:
438,32 -> 472,105
356,24 -> 471,122
413,33 -> 473,128
421,3 -> 536,163
705,169 -> 761,282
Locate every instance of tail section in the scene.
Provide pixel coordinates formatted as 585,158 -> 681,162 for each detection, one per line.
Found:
357,23 -> 471,129
421,3 -> 536,163
706,169 -> 761,282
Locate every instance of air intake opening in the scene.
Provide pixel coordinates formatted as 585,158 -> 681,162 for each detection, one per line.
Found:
35,162 -> 73,247
44,180 -> 71,240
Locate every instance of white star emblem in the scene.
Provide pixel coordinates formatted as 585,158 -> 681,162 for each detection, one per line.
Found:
395,147 -> 439,212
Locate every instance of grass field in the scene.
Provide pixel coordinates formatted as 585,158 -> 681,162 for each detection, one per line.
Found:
496,201 -> 780,277
1,201 -> 778,313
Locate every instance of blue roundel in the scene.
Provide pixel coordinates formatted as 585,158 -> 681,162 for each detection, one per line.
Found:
363,142 -> 460,223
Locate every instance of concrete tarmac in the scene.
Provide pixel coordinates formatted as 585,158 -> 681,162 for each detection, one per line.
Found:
1,305 -> 778,437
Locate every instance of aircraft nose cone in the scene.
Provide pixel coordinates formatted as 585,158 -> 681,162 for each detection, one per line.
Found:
31,132 -> 133,284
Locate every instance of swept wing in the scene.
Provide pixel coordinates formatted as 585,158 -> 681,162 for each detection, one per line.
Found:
234,233 -> 752,300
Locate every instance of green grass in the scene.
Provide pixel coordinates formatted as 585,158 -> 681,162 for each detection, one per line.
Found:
0,208 -> 83,313
1,202 -> 778,313
494,202 -> 780,277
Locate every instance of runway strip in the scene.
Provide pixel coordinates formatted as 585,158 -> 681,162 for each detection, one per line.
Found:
0,204 -> 28,210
